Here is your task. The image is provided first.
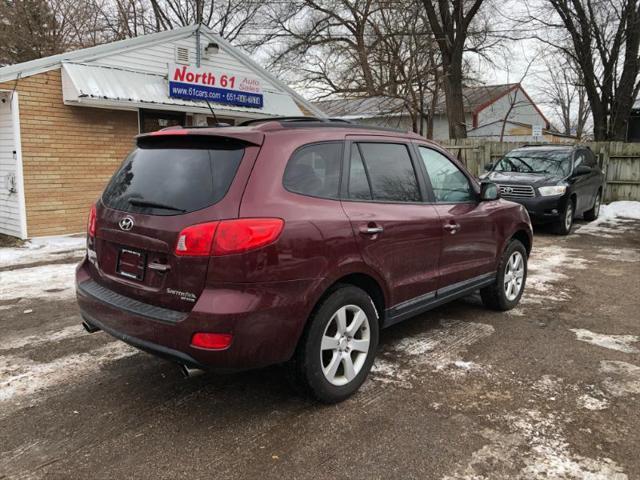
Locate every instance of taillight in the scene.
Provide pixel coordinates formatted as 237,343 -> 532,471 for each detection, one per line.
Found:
212,218 -> 284,256
175,221 -> 219,256
191,332 -> 233,350
175,218 -> 284,257
87,204 -> 97,237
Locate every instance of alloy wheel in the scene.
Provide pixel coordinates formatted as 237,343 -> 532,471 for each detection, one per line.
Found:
565,203 -> 573,230
320,305 -> 370,386
504,251 -> 525,301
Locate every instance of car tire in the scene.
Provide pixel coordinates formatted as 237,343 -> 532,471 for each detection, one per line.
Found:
555,199 -> 574,235
480,239 -> 527,311
583,190 -> 601,221
292,285 -> 379,404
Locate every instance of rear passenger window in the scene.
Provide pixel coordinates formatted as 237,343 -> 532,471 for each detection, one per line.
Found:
353,143 -> 421,202
283,142 -> 342,199
348,146 -> 372,200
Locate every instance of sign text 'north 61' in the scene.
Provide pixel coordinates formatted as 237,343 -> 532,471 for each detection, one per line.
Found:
168,63 -> 264,109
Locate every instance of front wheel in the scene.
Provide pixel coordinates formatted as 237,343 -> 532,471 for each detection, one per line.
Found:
292,285 -> 379,403
481,239 -> 527,311
555,200 -> 574,235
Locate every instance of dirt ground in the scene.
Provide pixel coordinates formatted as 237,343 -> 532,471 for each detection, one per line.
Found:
1,218 -> 639,480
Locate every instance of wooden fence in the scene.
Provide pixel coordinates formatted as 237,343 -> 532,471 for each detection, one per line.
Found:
439,139 -> 640,203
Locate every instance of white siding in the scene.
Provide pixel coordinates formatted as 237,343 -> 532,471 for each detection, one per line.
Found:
477,88 -> 546,128
0,93 -> 23,237
90,36 -> 281,93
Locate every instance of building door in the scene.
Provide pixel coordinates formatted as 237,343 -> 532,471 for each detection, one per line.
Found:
0,91 -> 26,238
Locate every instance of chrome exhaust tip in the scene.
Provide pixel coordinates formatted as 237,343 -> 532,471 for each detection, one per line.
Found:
82,320 -> 100,334
180,364 -> 205,379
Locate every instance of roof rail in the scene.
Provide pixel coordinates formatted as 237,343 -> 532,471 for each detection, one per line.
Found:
238,116 -> 353,126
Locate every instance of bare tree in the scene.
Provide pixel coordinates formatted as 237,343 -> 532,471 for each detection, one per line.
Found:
0,0 -> 112,65
527,0 -> 640,140
535,53 -> 589,138
420,0 -> 487,139
266,0 -> 444,135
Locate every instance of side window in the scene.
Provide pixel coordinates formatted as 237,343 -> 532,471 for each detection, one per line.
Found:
354,143 -> 421,202
348,145 -> 372,200
419,147 -> 475,203
283,142 -> 342,199
574,151 -> 585,169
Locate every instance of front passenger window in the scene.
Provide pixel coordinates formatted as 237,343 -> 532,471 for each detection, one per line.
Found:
419,147 -> 475,203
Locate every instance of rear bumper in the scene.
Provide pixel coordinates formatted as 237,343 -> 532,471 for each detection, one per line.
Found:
76,259 -> 320,371
504,194 -> 569,224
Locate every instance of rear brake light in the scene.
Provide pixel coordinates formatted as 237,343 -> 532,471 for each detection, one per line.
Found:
212,218 -> 284,256
87,204 -> 97,238
191,332 -> 232,350
175,222 -> 219,256
175,218 -> 284,257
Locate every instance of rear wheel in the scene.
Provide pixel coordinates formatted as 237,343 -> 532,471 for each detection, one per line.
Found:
481,239 -> 527,311
293,285 -> 379,403
584,190 -> 601,221
555,199 -> 574,235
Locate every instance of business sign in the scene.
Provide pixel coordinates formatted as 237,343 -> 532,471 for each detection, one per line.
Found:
168,63 -> 264,109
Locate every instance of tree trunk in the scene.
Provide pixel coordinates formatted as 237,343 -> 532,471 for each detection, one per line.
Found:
443,55 -> 467,139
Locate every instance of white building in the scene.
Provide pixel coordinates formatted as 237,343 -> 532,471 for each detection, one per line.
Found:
0,24 -> 323,238
313,84 -> 567,142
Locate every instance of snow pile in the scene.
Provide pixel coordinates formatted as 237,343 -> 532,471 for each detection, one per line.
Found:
599,201 -> 640,221
576,201 -> 640,237
570,328 -> 639,354
0,235 -> 85,268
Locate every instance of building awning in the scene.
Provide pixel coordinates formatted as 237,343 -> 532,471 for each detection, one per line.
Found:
61,62 -> 304,118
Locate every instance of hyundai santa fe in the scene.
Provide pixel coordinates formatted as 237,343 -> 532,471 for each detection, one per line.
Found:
76,117 -> 533,403
482,145 -> 605,235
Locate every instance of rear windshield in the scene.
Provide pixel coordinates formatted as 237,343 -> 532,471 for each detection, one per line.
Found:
102,139 -> 244,216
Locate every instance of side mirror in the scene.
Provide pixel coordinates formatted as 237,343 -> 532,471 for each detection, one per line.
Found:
480,182 -> 500,201
484,163 -> 494,172
574,165 -> 592,176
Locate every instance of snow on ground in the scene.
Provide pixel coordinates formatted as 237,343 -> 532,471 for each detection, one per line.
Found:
0,235 -> 85,268
0,342 -> 137,407
0,262 -> 77,302
525,245 -> 589,302
599,361 -> 640,397
445,408 -> 628,479
570,329 -> 639,354
599,201 -> 640,220
577,394 -> 609,411
576,201 -> 640,237
1,325 -> 85,352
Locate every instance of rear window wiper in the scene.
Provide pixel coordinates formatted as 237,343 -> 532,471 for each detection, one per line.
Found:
127,199 -> 187,213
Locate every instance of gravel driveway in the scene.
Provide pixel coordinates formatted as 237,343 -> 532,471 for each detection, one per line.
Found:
1,217 -> 639,479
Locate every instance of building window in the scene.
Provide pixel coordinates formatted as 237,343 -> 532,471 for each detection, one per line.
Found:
139,109 -> 186,133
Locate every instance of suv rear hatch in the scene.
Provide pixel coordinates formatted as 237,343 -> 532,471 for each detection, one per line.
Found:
89,132 -> 262,312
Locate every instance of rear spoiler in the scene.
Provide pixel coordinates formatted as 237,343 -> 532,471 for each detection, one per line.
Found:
136,126 -> 264,147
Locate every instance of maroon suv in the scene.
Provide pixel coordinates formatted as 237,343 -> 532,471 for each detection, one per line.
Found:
76,117 -> 532,403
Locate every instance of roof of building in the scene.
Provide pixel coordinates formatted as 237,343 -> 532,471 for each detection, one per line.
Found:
314,84 -> 520,119
0,24 -> 323,118
468,119 -> 574,138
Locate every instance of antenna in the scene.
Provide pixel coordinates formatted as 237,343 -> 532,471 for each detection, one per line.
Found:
204,98 -> 220,125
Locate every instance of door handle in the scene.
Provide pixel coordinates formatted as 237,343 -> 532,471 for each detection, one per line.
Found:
443,223 -> 461,234
359,226 -> 384,235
